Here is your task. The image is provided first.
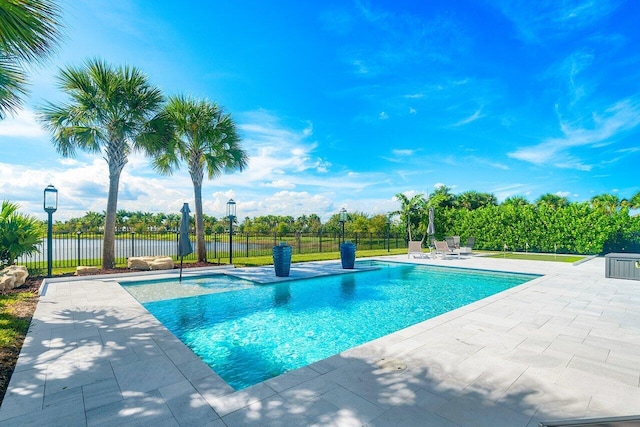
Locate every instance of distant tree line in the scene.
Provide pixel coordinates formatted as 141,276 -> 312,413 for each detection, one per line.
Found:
51,210 -> 399,236
45,186 -> 640,255
395,186 -> 640,255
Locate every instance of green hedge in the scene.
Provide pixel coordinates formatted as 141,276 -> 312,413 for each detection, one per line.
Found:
436,203 -> 640,255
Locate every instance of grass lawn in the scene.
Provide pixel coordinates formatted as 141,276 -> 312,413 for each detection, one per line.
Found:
0,285 -> 39,403
485,252 -> 586,263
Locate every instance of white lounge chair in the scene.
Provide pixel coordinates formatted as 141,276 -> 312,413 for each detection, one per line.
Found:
408,241 -> 430,258
434,240 -> 461,259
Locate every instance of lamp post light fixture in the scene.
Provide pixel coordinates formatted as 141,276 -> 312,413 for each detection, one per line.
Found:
386,215 -> 391,252
226,199 -> 236,265
339,207 -> 347,244
43,184 -> 58,277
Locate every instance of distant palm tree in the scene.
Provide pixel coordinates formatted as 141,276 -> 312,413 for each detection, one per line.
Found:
0,0 -> 62,118
631,190 -> 640,209
154,95 -> 248,262
535,193 -> 569,209
392,193 -> 427,242
590,193 -> 622,215
38,59 -> 169,269
502,195 -> 530,206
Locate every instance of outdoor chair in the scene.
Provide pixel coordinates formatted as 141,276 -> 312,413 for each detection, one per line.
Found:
408,241 -> 430,258
459,237 -> 475,254
445,236 -> 459,249
434,240 -> 461,259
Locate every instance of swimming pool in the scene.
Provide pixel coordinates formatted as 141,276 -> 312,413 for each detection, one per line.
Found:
122,262 -> 538,390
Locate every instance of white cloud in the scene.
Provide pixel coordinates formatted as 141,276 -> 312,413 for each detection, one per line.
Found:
508,98 -> 640,169
453,108 -> 485,126
379,111 -> 389,120
0,108 -> 46,138
494,1 -> 621,43
261,180 -> 296,189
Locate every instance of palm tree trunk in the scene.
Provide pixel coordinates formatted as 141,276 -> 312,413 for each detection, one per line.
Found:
102,142 -> 126,269
102,171 -> 120,269
193,181 -> 206,262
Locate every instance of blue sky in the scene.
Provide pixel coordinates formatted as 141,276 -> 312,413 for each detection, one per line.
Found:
1,0 -> 639,221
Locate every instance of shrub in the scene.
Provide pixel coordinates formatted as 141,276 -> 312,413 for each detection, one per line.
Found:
0,201 -> 43,267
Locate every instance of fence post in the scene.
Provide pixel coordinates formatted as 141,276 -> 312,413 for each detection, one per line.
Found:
214,233 -> 217,258
175,232 -> 179,258
319,231 -> 322,253
246,233 -> 249,257
76,231 -> 82,266
131,232 -> 135,258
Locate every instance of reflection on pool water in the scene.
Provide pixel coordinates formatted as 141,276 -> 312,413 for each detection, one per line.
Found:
122,262 -> 539,390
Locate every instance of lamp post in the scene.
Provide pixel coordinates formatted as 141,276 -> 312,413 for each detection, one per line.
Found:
339,208 -> 347,244
43,185 -> 58,277
226,199 -> 236,265
386,215 -> 391,252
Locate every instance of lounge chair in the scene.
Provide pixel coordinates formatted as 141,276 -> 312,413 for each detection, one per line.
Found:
459,237 -> 475,254
408,241 -> 430,258
434,240 -> 461,259
445,236 -> 461,248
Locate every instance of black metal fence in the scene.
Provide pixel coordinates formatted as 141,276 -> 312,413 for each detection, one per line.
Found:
17,231 -> 406,270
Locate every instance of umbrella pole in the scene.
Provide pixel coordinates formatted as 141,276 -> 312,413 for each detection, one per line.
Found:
179,256 -> 184,282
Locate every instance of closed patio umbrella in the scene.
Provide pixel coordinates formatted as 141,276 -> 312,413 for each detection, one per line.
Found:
427,207 -> 435,246
178,203 -> 193,282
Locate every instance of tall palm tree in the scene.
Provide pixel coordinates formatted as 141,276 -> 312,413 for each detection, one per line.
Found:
0,0 -> 62,118
38,59 -> 168,269
154,95 -> 248,262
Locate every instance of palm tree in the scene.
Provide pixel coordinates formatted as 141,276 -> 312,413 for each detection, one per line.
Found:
0,200 -> 43,267
535,193 -> 569,209
392,193 -> 427,242
590,193 -> 621,215
38,59 -> 168,269
154,95 -> 248,262
0,0 -> 62,118
631,190 -> 640,209
502,195 -> 530,206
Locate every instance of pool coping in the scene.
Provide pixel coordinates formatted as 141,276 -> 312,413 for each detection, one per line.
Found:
2,255 -> 640,426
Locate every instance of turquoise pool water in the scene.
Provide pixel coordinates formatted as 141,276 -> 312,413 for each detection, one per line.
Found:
124,262 -> 538,390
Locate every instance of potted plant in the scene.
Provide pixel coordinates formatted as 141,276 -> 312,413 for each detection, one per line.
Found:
340,241 -> 356,269
272,242 -> 292,277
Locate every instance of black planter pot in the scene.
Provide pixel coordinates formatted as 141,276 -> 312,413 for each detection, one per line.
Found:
272,244 -> 292,277
340,242 -> 356,269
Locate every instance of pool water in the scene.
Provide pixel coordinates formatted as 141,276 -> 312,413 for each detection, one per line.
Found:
126,262 -> 538,390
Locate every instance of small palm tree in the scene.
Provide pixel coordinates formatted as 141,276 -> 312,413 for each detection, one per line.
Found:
392,193 -> 427,242
38,59 -> 169,269
0,201 -> 43,267
0,0 -> 62,118
154,95 -> 248,262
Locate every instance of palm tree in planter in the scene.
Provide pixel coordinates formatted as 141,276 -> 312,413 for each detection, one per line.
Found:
38,59 -> 170,269
154,95 -> 248,262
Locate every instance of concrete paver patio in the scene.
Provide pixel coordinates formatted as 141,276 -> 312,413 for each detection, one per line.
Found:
1,255 -> 639,426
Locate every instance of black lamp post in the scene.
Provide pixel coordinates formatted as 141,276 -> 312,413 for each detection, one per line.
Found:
43,185 -> 58,277
386,215 -> 391,252
226,199 -> 236,265
339,208 -> 347,244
